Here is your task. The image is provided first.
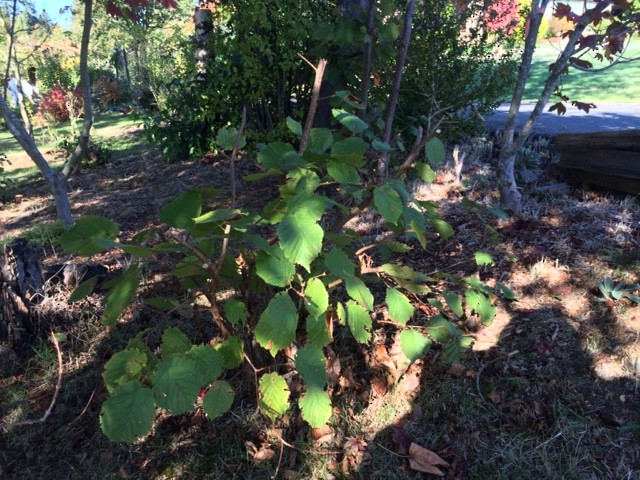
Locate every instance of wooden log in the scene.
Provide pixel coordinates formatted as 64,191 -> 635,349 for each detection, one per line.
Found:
557,150 -> 640,181
555,130 -> 640,151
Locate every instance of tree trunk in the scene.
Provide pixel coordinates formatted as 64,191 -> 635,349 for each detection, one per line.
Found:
63,0 -> 94,178
0,239 -> 45,356
0,96 -> 73,225
1,0 -> 17,101
358,0 -> 376,122
194,8 -> 213,78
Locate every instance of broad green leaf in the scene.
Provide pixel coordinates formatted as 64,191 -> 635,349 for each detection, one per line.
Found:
295,344 -> 327,389
304,278 -> 329,318
443,292 -> 464,317
379,263 -> 427,281
258,372 -> 290,421
101,265 -> 139,326
283,169 -> 321,196
374,185 -> 403,225
336,302 -> 346,326
100,381 -> 155,442
193,208 -> 243,224
474,251 -> 494,266
380,241 -> 413,253
102,349 -> 148,393
215,336 -> 244,368
385,288 -> 414,324
161,327 -> 191,356
429,219 -> 453,240
324,249 -> 356,278
409,219 -> 427,248
186,344 -> 223,384
298,387 -> 332,427
146,296 -> 180,311
345,277 -> 374,311
415,163 -> 436,183
203,381 -> 234,419
306,314 -> 333,347
381,20 -> 400,40
331,137 -> 367,166
465,290 -> 496,325
308,128 -> 333,154
286,117 -> 303,136
152,355 -> 201,414
224,298 -> 248,325
257,142 -> 302,170
335,90 -> 365,110
278,213 -> 323,272
464,275 -> 493,294
371,139 -> 394,153
68,277 -> 97,303
497,282 -> 515,300
160,191 -> 202,230
60,215 -> 119,255
216,126 -> 246,151
327,160 -> 360,185
427,315 -> 456,342
345,300 -> 372,343
254,293 -> 298,356
425,137 -> 445,167
93,239 -> 153,258
332,108 -> 368,133
256,246 -> 296,287
400,330 -> 432,362
443,336 -> 473,363
243,169 -> 283,182
286,193 -> 325,220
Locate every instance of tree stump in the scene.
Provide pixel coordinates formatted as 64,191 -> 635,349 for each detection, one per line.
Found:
0,239 -> 46,356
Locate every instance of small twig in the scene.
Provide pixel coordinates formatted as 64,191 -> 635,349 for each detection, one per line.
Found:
10,331 -> 63,428
70,386 -> 97,425
375,441 -> 408,458
475,350 -> 519,400
299,57 -> 328,155
273,434 -> 285,479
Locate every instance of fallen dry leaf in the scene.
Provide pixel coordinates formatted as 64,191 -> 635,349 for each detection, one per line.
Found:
487,390 -> 501,404
245,440 -> 275,462
447,362 -> 466,377
282,469 -> 300,479
344,435 -> 367,453
409,442 -> 449,476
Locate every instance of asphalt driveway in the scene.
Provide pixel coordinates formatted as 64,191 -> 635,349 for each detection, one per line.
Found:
484,102 -> 640,134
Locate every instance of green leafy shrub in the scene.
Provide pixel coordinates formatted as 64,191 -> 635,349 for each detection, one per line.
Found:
63,106 -> 511,442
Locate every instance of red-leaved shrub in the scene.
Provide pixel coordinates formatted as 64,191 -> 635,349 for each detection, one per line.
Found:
484,0 -> 519,34
36,84 -> 83,123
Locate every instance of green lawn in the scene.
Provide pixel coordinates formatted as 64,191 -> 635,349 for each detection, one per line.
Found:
523,38 -> 640,102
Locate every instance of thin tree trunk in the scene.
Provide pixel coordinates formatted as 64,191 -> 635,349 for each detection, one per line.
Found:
0,96 -> 73,225
358,0 -> 376,121
12,63 -> 33,136
1,0 -> 17,101
63,0 -> 94,178
498,0 -> 612,211
378,0 -> 415,180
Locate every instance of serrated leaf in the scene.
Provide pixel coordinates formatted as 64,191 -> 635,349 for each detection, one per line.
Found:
415,163 -> 436,183
374,185 -> 403,225
426,315 -> 455,342
382,241 -> 413,253
224,298 -> 248,325
254,293 -> 298,356
443,291 -> 464,317
379,263 -> 426,281
186,344 -> 223,384
68,277 -> 97,303
324,249 -> 356,278
60,215 -> 119,255
496,282 -> 515,300
465,290 -> 496,325
474,251 -> 494,266
278,213 -> 323,272
215,336 -> 243,368
256,245 -> 296,287
400,330 -> 432,362
216,126 -> 246,151
100,381 -> 155,442
345,277 -> 374,311
295,344 -> 327,389
335,90 -> 365,110
332,108 -> 369,133
161,327 -> 191,356
283,168 -> 321,196
429,219 -> 453,240
299,387 -> 332,428
286,117 -> 303,136
101,265 -> 139,326
385,288 -> 414,324
258,372 -> 290,421
203,381 -> 234,419
257,142 -> 304,170
425,137 -> 445,167
152,355 -> 201,414
193,208 -> 243,224
307,128 -> 333,154
331,137 -> 367,166
305,278 -> 329,318
102,349 -> 148,393
345,300 -> 372,343
409,219 -> 427,248
372,139 -> 394,153
327,160 -> 360,185
306,314 -> 333,347
160,191 -> 202,230
146,296 -> 180,311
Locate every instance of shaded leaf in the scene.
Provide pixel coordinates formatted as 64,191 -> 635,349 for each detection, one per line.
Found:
254,293 -> 298,356
186,344 -> 223,384
324,249 -> 356,278
100,381 -> 155,442
295,344 -> 327,389
102,349 -> 148,393
331,137 -> 368,166
425,137 -> 445,167
256,246 -> 296,287
202,381 -> 234,419
286,117 -> 303,136
161,326 -> 191,356
304,278 -> 329,318
68,276 -> 97,303
224,298 -> 248,325
374,185 -> 403,225
408,442 -> 449,475
160,191 -> 202,230
215,336 -> 244,368
60,215 -> 119,255
101,265 -> 139,326
400,330 -> 432,362
152,355 -> 200,414
443,292 -> 463,317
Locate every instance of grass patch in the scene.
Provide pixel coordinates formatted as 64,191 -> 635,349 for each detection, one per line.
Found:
523,39 -> 640,102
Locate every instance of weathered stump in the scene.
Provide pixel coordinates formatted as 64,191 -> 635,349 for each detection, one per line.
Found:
0,239 -> 46,356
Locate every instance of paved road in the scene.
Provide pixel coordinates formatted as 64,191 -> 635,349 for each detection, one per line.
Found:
484,102 -> 640,135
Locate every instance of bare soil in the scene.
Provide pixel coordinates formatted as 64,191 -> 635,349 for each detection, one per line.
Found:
0,131 -> 639,479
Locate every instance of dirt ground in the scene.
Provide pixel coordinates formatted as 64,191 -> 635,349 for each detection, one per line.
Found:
0,131 -> 639,479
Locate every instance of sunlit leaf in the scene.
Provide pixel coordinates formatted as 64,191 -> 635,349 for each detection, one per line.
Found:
298,386 -> 331,428
474,251 -> 494,266
304,278 -> 329,318
186,344 -> 223,384
254,293 -> 298,356
256,245 -> 296,287
258,372 -> 290,421
400,330 -> 432,362
345,277 -> 374,311
443,291 -> 464,317
385,288 -> 414,324
345,300 -> 372,343
295,344 -> 327,389
102,349 -> 148,393
332,108 -> 369,133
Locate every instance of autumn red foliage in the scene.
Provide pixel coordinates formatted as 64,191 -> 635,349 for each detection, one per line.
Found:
483,0 -> 520,33
36,84 -> 83,123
